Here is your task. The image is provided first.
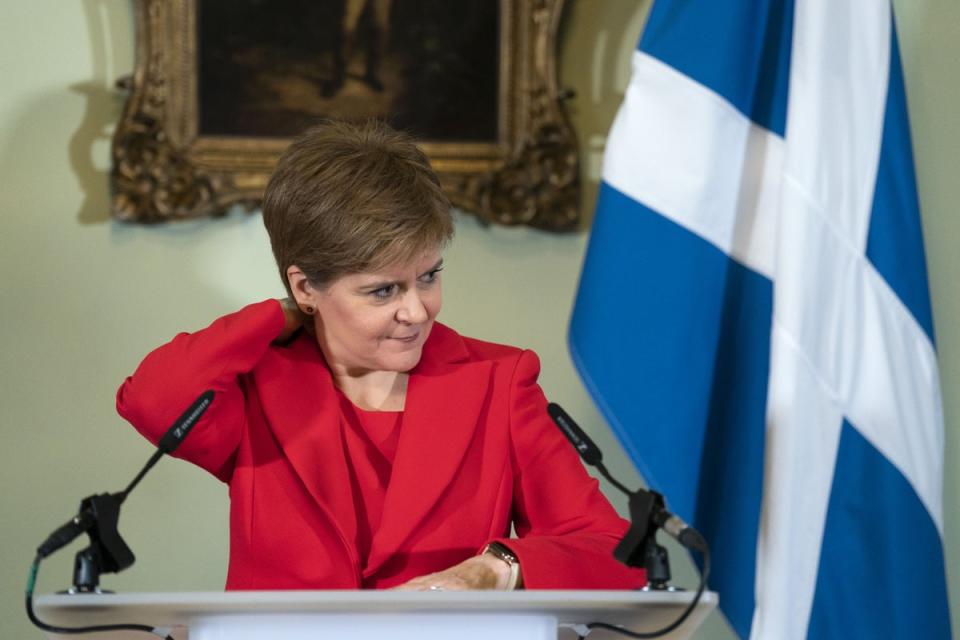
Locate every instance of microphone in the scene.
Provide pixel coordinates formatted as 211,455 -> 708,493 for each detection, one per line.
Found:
36,391 -> 215,561
547,403 -> 603,465
28,391 -> 215,639
546,403 -> 711,634
158,390 -> 214,454
546,402 -> 706,553
117,390 -> 215,502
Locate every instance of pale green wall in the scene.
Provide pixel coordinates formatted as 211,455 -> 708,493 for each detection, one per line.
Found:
0,2 -> 955,639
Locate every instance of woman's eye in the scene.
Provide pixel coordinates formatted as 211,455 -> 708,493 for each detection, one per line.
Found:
419,268 -> 443,284
371,284 -> 396,299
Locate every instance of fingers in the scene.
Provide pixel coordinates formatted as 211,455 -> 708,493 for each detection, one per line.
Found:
390,557 -> 499,590
390,574 -> 472,591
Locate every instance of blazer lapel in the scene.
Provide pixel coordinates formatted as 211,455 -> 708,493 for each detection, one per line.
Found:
363,325 -> 493,577
253,333 -> 359,555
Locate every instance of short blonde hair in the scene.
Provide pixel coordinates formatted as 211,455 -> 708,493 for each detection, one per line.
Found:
262,120 -> 454,294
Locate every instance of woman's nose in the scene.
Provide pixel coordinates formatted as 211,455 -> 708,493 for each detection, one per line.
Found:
396,289 -> 428,324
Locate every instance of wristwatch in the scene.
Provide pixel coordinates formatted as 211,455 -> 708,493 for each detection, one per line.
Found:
482,542 -> 520,590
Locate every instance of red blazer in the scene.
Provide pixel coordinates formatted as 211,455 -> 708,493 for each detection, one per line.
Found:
117,300 -> 645,590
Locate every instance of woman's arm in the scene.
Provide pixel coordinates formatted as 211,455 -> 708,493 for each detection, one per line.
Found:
116,299 -> 288,482
391,349 -> 645,591
490,350 -> 647,589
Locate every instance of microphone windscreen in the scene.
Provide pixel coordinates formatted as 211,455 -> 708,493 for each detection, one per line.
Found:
158,390 -> 214,454
547,402 -> 604,466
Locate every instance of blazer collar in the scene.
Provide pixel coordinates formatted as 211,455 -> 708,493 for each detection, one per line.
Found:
365,322 -> 493,576
253,335 -> 360,564
364,355 -> 492,577
258,323 -> 491,579
413,321 -> 471,370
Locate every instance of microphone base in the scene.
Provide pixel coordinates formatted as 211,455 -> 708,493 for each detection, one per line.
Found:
614,489 -> 675,590
643,541 -> 672,588
71,545 -> 104,594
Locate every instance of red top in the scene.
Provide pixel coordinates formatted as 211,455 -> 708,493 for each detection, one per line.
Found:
337,393 -> 403,571
117,300 -> 646,590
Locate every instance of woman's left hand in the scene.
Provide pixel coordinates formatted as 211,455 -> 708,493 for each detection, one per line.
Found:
390,554 -> 511,591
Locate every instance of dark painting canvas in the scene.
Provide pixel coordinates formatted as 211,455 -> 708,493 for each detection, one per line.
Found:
198,0 -> 500,141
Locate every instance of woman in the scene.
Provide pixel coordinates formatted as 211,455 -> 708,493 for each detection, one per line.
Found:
117,120 -> 645,591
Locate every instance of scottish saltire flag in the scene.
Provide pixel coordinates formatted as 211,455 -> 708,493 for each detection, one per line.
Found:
569,1 -> 951,638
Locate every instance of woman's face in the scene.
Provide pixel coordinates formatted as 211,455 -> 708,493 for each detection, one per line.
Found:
304,250 -> 444,375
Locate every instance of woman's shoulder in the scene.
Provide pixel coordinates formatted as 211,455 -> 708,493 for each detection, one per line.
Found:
428,322 -> 533,364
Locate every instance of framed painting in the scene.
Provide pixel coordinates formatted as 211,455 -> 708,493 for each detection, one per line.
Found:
111,0 -> 580,230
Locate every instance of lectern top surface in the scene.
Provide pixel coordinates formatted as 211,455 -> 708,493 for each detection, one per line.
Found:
38,589 -> 715,609
36,590 -> 717,629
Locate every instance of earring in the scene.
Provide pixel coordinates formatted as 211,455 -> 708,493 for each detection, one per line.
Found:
303,305 -> 314,315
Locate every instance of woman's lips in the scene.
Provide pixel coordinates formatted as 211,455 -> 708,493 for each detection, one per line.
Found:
390,333 -> 419,343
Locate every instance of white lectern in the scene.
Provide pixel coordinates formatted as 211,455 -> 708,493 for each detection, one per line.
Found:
36,590 -> 717,640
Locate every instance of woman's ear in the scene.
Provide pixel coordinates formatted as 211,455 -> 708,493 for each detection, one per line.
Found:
286,265 -> 318,309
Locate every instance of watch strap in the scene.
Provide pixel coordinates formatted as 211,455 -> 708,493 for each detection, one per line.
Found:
482,542 -> 520,590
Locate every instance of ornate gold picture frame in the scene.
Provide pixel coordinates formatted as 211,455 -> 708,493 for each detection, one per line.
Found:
111,0 -> 579,231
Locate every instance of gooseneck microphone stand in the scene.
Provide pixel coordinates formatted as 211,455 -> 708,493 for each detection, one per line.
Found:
547,403 -> 711,639
26,391 -> 214,639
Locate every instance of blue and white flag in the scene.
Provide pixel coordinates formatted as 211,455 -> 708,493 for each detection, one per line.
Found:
569,1 -> 951,638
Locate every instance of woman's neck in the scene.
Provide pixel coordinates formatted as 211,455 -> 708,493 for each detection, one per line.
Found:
332,369 -> 408,411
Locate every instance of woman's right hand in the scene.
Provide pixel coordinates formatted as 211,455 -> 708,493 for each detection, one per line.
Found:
276,297 -> 311,343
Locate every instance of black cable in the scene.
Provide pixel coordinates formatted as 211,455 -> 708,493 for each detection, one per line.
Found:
580,546 -> 710,639
26,556 -> 175,640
